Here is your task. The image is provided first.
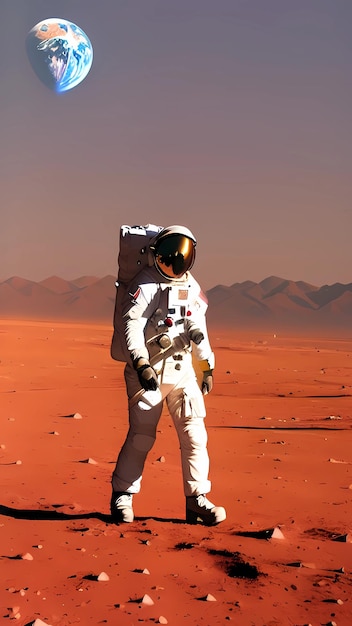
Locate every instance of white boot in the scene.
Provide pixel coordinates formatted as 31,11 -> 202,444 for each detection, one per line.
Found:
111,492 -> 134,523
186,494 -> 226,525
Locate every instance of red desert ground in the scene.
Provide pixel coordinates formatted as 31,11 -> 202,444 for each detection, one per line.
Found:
1,275 -> 351,626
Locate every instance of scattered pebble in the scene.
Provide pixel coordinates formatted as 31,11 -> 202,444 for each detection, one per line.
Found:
97,572 -> 109,581
141,593 -> 154,606
80,458 -> 98,465
157,456 -> 166,463
329,458 -> 349,464
157,617 -> 168,624
269,527 -> 285,539
21,552 -> 33,560
205,593 -> 217,601
62,412 -> 83,419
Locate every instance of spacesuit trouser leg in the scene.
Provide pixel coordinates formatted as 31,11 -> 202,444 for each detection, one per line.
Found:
166,370 -> 211,497
111,388 -> 163,494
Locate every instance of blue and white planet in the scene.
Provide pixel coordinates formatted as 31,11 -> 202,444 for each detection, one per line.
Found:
26,18 -> 93,93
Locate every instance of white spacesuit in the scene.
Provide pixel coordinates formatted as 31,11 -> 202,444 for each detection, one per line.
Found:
110,225 -> 226,525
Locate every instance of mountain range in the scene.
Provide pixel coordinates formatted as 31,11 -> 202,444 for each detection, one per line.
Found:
1,275 -> 351,332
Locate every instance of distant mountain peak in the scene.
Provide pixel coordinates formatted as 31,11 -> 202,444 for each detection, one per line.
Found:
1,275 -> 350,331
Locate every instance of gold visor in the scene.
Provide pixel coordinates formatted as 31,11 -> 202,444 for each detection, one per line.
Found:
154,234 -> 196,279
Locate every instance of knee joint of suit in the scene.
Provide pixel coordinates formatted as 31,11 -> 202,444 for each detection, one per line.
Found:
183,420 -> 208,449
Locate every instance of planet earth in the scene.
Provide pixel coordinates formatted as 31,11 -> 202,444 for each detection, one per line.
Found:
26,18 -> 93,93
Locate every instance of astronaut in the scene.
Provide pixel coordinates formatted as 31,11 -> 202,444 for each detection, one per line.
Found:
110,225 -> 226,526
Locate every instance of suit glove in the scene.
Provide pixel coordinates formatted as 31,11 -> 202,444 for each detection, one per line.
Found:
188,327 -> 204,345
201,370 -> 213,395
136,362 -> 159,391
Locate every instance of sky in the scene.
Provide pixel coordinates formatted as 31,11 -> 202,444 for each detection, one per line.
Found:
1,0 -> 351,291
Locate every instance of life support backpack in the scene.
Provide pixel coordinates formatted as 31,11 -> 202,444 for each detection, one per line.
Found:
110,224 -> 163,362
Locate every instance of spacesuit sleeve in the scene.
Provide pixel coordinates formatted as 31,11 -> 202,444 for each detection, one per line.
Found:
121,278 -> 159,364
189,287 -> 215,371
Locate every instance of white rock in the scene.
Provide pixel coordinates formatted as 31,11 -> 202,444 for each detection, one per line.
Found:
141,594 -> 154,605
73,413 -> 83,419
31,620 -> 53,626
205,593 -> 217,601
21,552 -> 33,560
157,617 -> 168,624
97,571 -> 109,581
270,527 -> 285,539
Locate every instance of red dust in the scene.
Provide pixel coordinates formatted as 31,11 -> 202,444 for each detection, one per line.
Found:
1,320 -> 352,625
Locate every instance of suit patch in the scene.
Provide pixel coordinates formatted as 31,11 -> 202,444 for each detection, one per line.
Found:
178,289 -> 188,300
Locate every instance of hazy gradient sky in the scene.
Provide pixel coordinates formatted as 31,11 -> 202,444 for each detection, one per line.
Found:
1,0 -> 351,291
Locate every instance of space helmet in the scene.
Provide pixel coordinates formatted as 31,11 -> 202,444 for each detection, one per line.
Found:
150,225 -> 196,279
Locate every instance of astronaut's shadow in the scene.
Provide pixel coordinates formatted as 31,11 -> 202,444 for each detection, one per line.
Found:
0,504 -> 184,525
0,503 -> 111,524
